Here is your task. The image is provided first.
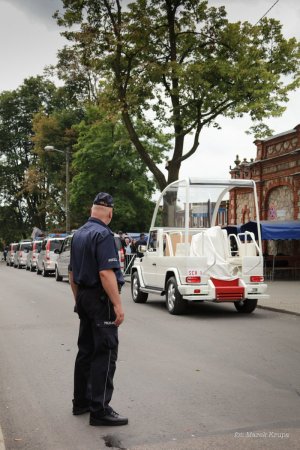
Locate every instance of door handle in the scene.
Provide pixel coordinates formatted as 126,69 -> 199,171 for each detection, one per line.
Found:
152,263 -> 156,266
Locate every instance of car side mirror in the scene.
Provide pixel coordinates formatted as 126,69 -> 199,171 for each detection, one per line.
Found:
138,245 -> 147,253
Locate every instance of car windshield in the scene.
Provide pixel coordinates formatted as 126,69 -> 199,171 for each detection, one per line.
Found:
153,178 -> 256,229
50,240 -> 63,251
34,242 -> 42,251
21,243 -> 32,251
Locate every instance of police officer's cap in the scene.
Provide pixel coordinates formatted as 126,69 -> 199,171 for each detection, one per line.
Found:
93,192 -> 114,208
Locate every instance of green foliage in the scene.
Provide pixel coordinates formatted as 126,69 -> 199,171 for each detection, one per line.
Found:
70,106 -> 155,231
0,76 -> 83,242
55,0 -> 300,190
0,77 -> 62,240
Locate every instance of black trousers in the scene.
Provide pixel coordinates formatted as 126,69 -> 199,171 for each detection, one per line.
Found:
74,286 -> 118,413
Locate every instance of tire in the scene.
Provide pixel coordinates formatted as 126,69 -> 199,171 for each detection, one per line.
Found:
42,266 -> 48,277
234,298 -> 257,314
30,264 -> 35,272
18,264 -> 22,269
55,266 -> 63,282
131,272 -> 148,303
26,265 -> 30,271
166,276 -> 187,315
36,266 -> 42,275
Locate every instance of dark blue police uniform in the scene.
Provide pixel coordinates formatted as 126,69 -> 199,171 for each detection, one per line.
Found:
70,216 -> 124,416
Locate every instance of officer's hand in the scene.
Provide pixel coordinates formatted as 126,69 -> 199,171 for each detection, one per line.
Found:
114,304 -> 124,326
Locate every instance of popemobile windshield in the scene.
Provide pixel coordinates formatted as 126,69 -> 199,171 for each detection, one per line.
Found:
131,178 -> 269,315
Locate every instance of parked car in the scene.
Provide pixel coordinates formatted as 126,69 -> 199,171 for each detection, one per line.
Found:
54,234 -> 125,282
55,235 -> 73,281
6,242 -> 18,267
14,240 -> 32,269
36,235 -> 66,277
26,240 -> 43,272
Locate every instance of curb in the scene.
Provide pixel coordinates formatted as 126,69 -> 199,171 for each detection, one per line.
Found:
258,305 -> 300,317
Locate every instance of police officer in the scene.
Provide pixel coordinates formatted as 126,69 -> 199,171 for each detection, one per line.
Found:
69,192 -> 128,426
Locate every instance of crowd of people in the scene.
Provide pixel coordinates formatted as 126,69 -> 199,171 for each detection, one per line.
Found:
117,231 -> 147,258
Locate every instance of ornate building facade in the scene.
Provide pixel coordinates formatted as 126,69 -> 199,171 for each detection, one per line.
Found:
229,123 -> 300,255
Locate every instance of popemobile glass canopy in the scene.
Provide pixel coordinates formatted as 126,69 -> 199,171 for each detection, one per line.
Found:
150,178 -> 262,248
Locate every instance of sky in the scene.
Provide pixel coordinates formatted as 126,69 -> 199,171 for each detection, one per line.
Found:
0,0 -> 299,181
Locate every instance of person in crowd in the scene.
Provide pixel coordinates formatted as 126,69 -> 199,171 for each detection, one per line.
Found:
124,236 -> 132,255
3,245 -> 8,261
118,230 -> 126,248
124,236 -> 136,272
69,192 -> 128,427
131,238 -> 137,254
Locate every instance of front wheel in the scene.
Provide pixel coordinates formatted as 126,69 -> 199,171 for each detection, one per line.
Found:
131,272 -> 148,303
42,266 -> 48,277
166,276 -> 187,315
234,298 -> 257,314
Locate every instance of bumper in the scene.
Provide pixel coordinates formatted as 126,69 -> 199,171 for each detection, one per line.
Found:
180,282 -> 269,302
44,261 -> 56,271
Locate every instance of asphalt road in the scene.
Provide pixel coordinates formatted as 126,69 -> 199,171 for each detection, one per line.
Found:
0,262 -> 300,450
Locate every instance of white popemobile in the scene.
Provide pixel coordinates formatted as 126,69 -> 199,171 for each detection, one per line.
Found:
131,178 -> 268,315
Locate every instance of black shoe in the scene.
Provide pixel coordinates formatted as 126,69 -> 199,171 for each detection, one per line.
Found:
72,403 -> 90,415
90,409 -> 128,426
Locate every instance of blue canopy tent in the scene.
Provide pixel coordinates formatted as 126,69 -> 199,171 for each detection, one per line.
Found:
240,220 -> 300,240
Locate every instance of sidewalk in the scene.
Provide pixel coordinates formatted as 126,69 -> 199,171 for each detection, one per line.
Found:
258,280 -> 300,316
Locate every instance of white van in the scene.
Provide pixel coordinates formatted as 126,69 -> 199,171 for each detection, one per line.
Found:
36,235 -> 66,277
26,240 -> 43,271
7,242 -> 19,267
14,240 -> 32,268
55,235 -> 73,281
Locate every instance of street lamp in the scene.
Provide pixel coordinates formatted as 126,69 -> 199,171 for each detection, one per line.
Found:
44,145 -> 71,233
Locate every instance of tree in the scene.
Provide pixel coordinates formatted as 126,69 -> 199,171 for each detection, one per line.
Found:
55,0 -> 300,192
0,76 -> 61,238
0,76 -> 83,242
32,107 -> 83,231
70,105 -> 157,231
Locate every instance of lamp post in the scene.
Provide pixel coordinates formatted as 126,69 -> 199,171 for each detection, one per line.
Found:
44,145 -> 70,233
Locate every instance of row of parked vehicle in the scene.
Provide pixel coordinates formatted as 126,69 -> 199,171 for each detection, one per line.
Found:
6,234 -> 73,281
6,234 -> 125,282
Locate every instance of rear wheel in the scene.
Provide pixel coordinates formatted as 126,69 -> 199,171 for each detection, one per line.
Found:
166,276 -> 187,315
42,266 -> 48,277
131,272 -> 148,303
234,298 -> 257,314
55,266 -> 63,282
